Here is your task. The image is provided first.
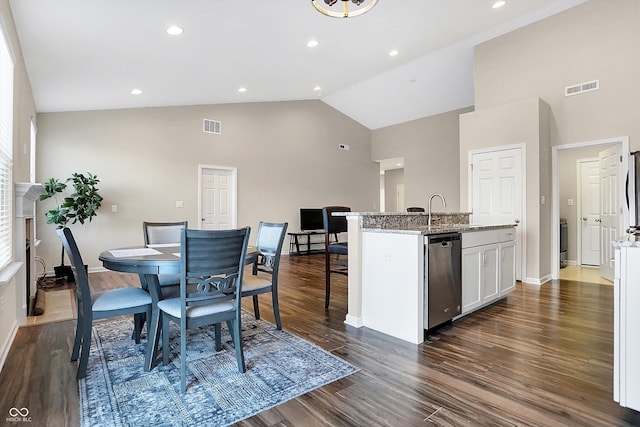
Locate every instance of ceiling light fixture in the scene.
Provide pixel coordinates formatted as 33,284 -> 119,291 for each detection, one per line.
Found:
492,1 -> 506,9
389,49 -> 399,57
130,88 -> 143,95
238,87 -> 247,93
311,0 -> 378,18
307,40 -> 319,48
166,26 -> 184,35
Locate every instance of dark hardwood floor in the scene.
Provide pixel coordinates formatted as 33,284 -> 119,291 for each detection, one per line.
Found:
2,253 -> 639,426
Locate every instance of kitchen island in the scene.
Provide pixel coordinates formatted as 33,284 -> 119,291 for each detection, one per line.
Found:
336,212 -> 516,344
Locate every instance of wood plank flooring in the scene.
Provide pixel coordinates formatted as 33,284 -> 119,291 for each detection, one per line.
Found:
2,253 -> 639,426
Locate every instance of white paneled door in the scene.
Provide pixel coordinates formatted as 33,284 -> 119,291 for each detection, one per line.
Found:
580,159 -> 600,266
200,167 -> 237,230
599,145 -> 623,282
471,146 -> 524,281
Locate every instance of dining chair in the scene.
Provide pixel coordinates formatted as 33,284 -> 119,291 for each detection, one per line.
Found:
142,220 -> 187,288
242,221 -> 288,329
322,206 -> 350,309
157,227 -> 251,392
57,227 -> 152,379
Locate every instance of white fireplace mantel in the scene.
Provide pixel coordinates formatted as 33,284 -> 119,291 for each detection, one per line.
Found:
15,182 -> 45,218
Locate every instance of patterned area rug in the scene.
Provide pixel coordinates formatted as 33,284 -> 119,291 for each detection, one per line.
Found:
80,312 -> 359,426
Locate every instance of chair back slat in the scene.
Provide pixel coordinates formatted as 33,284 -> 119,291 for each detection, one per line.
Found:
322,206 -> 350,234
56,227 -> 91,306
180,227 -> 251,307
254,221 -> 288,273
143,221 -> 188,246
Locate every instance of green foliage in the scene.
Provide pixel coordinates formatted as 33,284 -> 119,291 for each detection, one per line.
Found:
39,172 -> 103,227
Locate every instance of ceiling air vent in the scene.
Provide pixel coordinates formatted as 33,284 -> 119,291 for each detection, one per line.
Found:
203,119 -> 221,134
565,79 -> 599,97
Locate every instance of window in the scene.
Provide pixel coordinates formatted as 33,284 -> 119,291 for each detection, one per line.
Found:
0,24 -> 14,271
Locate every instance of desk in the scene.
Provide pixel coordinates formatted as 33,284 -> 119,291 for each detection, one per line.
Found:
99,245 -> 257,371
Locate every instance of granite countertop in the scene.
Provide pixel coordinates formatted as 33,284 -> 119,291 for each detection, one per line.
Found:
333,211 -> 471,216
363,223 -> 516,235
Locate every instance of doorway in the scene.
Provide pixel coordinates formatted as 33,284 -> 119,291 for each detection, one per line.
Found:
551,137 -> 629,281
578,158 -> 600,266
198,165 -> 237,230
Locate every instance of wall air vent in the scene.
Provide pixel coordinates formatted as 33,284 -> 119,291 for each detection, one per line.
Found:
203,119 -> 221,134
565,79 -> 599,97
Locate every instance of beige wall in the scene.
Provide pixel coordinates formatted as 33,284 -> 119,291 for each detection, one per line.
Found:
474,0 -> 640,150
372,107 -> 472,212
460,98 -> 551,283
460,0 -> 639,283
35,101 -> 378,271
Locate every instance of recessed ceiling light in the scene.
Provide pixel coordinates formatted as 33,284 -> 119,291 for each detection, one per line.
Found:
130,88 -> 143,95
166,26 -> 184,35
313,86 -> 321,91
492,1 -> 506,8
307,40 -> 319,48
389,49 -> 399,57
238,87 -> 247,93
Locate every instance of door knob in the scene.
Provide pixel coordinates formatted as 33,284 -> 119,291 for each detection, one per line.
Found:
595,218 -> 602,223
583,217 -> 587,221
514,219 -> 520,224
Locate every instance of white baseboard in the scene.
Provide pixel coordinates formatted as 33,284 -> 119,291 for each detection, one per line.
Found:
0,319 -> 19,374
522,274 -> 552,285
344,314 -> 363,328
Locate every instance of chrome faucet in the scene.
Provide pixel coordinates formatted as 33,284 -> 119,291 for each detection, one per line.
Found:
428,193 -> 447,226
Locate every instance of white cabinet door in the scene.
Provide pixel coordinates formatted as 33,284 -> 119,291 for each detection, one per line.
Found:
499,241 -> 516,296
481,244 -> 499,303
462,247 -> 482,314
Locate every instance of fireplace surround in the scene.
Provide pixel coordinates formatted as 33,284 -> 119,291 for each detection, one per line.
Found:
14,182 -> 44,324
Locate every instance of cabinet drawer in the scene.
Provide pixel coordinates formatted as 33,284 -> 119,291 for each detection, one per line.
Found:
499,227 -> 516,242
462,230 -> 500,248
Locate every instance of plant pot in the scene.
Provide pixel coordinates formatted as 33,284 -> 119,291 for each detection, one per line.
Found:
54,265 -> 74,281
54,264 -> 87,282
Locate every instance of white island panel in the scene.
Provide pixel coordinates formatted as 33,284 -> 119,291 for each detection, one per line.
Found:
362,231 -> 424,344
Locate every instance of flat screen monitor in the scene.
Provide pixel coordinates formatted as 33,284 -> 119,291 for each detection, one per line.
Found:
300,208 -> 324,231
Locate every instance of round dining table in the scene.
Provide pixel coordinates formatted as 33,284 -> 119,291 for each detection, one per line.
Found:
99,244 -> 258,371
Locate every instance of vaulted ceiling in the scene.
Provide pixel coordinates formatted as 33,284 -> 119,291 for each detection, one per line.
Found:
9,0 -> 587,129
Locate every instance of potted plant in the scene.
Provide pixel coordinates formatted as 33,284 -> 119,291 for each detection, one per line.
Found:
39,172 -> 103,281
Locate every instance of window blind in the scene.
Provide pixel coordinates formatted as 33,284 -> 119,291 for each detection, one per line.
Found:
0,26 -> 14,271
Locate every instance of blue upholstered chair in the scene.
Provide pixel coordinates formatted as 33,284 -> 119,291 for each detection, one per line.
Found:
157,227 -> 251,392
241,221 -> 288,330
322,206 -> 350,309
57,227 -> 152,379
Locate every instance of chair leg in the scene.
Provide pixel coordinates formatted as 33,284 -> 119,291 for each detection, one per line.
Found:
325,254 -> 331,309
131,312 -> 147,342
133,313 -> 143,344
162,314 -> 170,366
77,314 -> 92,379
145,306 -> 159,372
180,321 -> 187,392
252,295 -> 261,320
71,302 -> 83,361
214,323 -> 222,351
229,319 -> 246,373
272,289 -> 282,330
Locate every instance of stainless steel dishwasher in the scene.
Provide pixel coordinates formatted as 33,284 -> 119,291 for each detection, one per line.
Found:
424,233 -> 462,330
